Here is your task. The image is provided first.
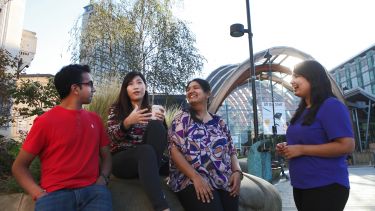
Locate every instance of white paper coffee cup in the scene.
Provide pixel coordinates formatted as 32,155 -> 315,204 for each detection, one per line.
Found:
151,105 -> 165,120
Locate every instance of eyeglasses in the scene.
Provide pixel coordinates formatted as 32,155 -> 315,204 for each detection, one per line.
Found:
77,81 -> 94,88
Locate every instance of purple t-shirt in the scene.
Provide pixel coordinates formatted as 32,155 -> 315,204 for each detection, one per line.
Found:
286,97 -> 354,189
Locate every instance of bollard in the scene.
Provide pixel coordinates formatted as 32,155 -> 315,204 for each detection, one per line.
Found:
247,140 -> 272,182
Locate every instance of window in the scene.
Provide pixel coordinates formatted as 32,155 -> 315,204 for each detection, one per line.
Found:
363,71 -> 370,85
346,80 -> 352,89
335,74 -> 340,83
352,77 -> 358,87
360,57 -> 368,68
365,85 -> 371,93
356,65 -> 362,75
368,57 -> 373,68
339,71 -> 346,82
345,68 -> 350,79
350,65 -> 356,77
358,76 -> 363,87
370,70 -> 375,82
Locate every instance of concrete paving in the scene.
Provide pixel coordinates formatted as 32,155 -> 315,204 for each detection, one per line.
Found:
273,166 -> 375,211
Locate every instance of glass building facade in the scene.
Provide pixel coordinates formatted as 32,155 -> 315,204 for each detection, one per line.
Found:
329,45 -> 375,150
330,46 -> 375,94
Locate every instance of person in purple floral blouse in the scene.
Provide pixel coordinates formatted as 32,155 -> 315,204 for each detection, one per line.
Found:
107,71 -> 170,211
168,78 -> 243,211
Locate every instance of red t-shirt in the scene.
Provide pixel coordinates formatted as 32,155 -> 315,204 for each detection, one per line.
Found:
22,106 -> 110,193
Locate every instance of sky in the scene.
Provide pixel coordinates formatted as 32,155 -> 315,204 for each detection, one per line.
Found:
23,0 -> 375,77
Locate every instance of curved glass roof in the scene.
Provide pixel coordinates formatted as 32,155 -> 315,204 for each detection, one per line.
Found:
207,46 -> 343,113
206,46 -> 342,143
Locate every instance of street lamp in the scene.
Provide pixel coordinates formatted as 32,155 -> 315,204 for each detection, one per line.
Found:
264,50 -> 277,136
230,0 -> 259,141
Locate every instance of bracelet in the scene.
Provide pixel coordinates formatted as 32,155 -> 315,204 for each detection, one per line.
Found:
232,170 -> 244,180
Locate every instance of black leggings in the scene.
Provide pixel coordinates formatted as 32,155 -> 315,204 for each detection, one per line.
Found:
112,120 -> 168,211
293,183 -> 349,211
177,185 -> 239,211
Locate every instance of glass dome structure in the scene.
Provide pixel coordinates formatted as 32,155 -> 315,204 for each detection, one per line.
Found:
206,46 -> 343,147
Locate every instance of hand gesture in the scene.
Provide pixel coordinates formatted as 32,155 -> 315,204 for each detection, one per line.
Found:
124,105 -> 152,126
283,145 -> 303,159
229,172 -> 241,197
276,142 -> 287,156
192,174 -> 214,203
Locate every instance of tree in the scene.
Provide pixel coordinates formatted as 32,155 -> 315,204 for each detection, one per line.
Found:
0,48 -> 17,127
12,77 -> 60,117
70,0 -> 204,94
70,1 -> 135,83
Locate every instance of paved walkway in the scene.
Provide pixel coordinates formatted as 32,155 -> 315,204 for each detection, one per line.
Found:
273,166 -> 375,211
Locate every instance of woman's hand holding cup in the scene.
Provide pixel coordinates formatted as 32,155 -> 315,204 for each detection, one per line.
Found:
151,105 -> 165,121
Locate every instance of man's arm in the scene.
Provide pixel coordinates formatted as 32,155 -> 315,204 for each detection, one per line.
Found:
96,146 -> 112,185
12,149 -> 46,200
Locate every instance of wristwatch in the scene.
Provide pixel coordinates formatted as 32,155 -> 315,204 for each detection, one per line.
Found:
33,189 -> 47,201
101,173 -> 110,185
233,170 -> 244,180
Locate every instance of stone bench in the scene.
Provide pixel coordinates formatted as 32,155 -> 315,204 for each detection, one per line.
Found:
0,173 -> 281,211
109,174 -> 281,211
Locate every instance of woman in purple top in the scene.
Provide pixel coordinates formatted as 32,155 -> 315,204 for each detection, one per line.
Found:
276,60 -> 355,211
169,78 -> 243,211
107,71 -> 170,211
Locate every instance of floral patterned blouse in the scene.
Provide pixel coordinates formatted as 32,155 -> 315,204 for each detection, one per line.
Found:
168,110 -> 237,192
107,106 -> 148,153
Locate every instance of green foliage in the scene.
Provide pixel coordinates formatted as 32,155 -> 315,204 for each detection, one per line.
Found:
0,136 -> 41,193
0,48 -> 17,127
84,80 -> 182,128
70,0 -> 204,94
164,104 -> 181,128
0,137 -> 19,178
0,159 -> 40,194
84,80 -> 121,126
13,77 -> 60,117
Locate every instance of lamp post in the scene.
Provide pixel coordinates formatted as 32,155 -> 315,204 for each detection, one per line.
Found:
230,0 -> 259,141
264,50 -> 277,136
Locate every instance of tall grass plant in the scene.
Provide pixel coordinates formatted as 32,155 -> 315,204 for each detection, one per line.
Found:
85,80 -> 121,126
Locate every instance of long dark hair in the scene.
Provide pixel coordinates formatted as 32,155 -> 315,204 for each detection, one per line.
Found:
290,60 -> 335,125
113,71 -> 150,119
186,78 -> 211,123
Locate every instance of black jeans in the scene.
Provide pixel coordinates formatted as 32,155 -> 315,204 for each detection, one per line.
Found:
112,120 -> 168,211
177,185 -> 239,211
293,183 -> 349,211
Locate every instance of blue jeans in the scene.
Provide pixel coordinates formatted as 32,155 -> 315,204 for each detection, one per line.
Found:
35,184 -> 112,211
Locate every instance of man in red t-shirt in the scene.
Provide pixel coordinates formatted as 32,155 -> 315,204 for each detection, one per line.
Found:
12,64 -> 112,211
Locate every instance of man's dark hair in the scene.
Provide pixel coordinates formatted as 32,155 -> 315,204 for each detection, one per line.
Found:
54,64 -> 91,99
